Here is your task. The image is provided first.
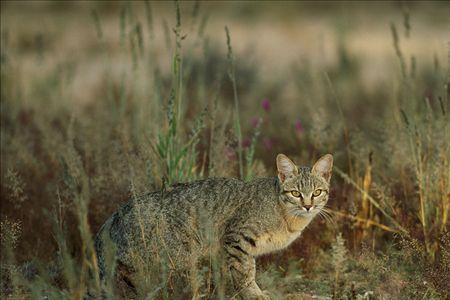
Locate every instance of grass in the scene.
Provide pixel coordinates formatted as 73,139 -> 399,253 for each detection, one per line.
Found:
1,1 -> 449,299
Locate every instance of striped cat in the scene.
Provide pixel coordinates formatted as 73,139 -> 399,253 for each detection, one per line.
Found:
95,154 -> 333,299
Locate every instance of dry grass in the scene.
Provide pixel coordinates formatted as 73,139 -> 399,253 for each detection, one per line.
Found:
1,1 -> 449,299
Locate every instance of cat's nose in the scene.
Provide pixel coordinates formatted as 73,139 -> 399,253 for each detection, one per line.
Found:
303,205 -> 313,211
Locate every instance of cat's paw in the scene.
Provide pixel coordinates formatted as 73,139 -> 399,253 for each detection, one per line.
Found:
238,282 -> 271,300
259,290 -> 272,300
244,289 -> 271,300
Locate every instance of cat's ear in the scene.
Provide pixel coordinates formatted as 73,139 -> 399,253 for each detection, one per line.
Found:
312,154 -> 333,182
276,154 -> 298,183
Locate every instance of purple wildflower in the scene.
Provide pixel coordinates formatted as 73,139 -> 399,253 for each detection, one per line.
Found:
261,98 -> 270,112
242,137 -> 251,148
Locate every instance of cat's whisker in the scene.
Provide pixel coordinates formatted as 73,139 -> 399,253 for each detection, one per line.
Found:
320,207 -> 333,219
318,211 -> 334,227
317,211 -> 327,222
317,210 -> 329,222
325,214 -> 337,228
323,204 -> 333,210
322,207 -> 334,214
318,209 -> 337,228
321,207 -> 333,215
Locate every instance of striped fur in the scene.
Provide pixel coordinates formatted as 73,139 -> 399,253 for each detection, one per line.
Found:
95,154 -> 333,299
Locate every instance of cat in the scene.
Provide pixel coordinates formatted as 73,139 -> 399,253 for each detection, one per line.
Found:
94,153 -> 333,299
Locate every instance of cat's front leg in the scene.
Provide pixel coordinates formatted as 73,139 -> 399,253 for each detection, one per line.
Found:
223,234 -> 270,300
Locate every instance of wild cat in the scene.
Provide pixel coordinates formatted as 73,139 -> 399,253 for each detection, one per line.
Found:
95,153 -> 333,299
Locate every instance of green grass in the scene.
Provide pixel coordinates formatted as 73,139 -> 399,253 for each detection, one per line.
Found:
1,1 -> 449,299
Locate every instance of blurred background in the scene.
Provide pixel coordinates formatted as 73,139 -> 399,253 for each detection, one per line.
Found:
1,1 -> 449,299
2,1 -> 448,105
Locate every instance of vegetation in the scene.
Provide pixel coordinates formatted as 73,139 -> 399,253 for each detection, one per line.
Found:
1,1 -> 449,299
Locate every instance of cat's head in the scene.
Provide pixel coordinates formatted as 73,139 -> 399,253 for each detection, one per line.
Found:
276,153 -> 333,217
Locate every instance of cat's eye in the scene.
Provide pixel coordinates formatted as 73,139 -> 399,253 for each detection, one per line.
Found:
312,189 -> 322,197
290,190 -> 301,198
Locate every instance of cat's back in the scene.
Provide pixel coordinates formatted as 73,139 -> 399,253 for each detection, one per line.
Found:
108,177 -> 246,228
160,177 -> 246,206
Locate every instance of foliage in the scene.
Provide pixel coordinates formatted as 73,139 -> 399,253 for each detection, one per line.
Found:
1,1 -> 449,299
